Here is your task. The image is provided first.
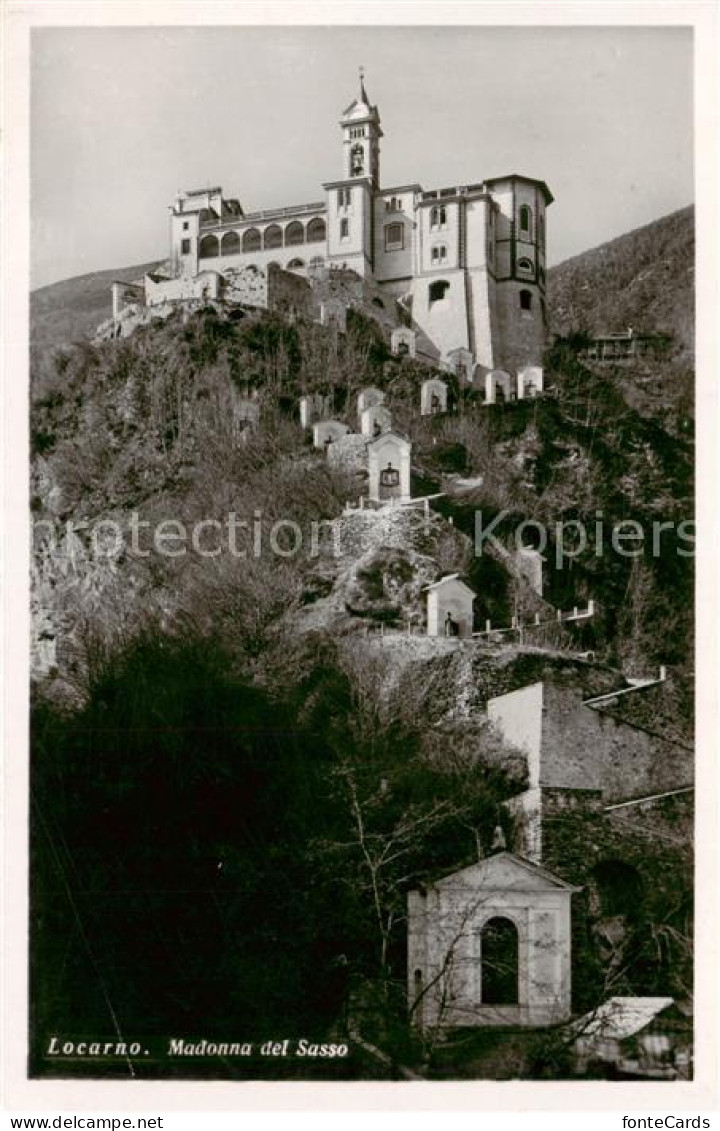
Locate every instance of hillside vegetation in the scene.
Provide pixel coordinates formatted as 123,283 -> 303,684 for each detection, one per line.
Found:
29,209 -> 695,1077
31,260 -> 162,389
548,206 -> 694,433
548,206 -> 693,349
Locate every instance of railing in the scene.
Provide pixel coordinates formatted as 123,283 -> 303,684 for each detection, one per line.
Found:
421,183 -> 487,201
472,601 -> 595,639
201,201 -> 327,229
360,601 -> 595,643
582,665 -> 667,707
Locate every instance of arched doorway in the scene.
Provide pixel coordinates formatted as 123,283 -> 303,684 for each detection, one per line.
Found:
480,916 -> 519,1005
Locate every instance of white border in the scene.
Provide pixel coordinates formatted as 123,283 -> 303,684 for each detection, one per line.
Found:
3,0 -> 718,1114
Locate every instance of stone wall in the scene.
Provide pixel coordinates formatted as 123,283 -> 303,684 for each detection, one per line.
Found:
540,683 -> 693,802
490,681 -> 693,804
222,265 -> 269,308
493,279 -> 548,373
267,264 -> 315,319
536,788 -> 694,1011
145,270 -> 222,307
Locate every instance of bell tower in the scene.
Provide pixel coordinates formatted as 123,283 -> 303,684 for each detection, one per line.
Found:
324,70 -> 382,276
339,68 -> 382,188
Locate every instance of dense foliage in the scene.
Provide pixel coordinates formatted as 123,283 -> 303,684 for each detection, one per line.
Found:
29,207 -> 695,1077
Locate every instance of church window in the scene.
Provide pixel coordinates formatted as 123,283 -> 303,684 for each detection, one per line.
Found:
220,231 -> 241,256
519,289 -> 532,311
243,228 -> 261,253
182,221 -> 189,231
519,204 -> 532,234
180,239 -> 191,255
285,221 -> 305,247
430,205 -> 447,230
384,223 -> 403,251
306,217 -> 327,244
338,188 -> 351,208
480,917 -> 519,1005
429,279 -> 450,305
199,234 -> 219,259
264,225 -> 283,250
287,258 -> 305,269
340,218 -> 350,241
431,244 -> 448,265
517,256 -> 534,273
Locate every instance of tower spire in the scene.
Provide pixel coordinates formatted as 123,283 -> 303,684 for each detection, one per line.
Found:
359,65 -> 369,105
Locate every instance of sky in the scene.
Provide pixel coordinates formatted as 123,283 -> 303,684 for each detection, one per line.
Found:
30,24 -> 694,289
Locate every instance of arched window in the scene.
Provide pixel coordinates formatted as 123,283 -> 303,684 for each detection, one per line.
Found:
306,217 -> 327,244
285,221 -> 305,247
430,205 -> 447,230
199,234 -> 219,259
287,258 -> 305,270
481,917 -> 519,1005
220,231 -> 240,256
519,289 -> 533,311
429,280 -> 450,304
351,144 -> 364,176
263,225 -> 283,250
431,244 -> 448,265
519,205 -> 532,234
242,228 -> 261,253
517,257 -> 534,273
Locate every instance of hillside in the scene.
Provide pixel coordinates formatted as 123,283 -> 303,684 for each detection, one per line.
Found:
547,206 -> 694,349
547,207 -> 695,436
28,217 -> 695,1079
31,259 -> 163,386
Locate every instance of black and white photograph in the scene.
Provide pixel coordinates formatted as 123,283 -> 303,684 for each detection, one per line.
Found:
4,1 -> 719,1112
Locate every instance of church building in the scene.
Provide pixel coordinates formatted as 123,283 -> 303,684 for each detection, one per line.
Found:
168,75 -> 553,376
